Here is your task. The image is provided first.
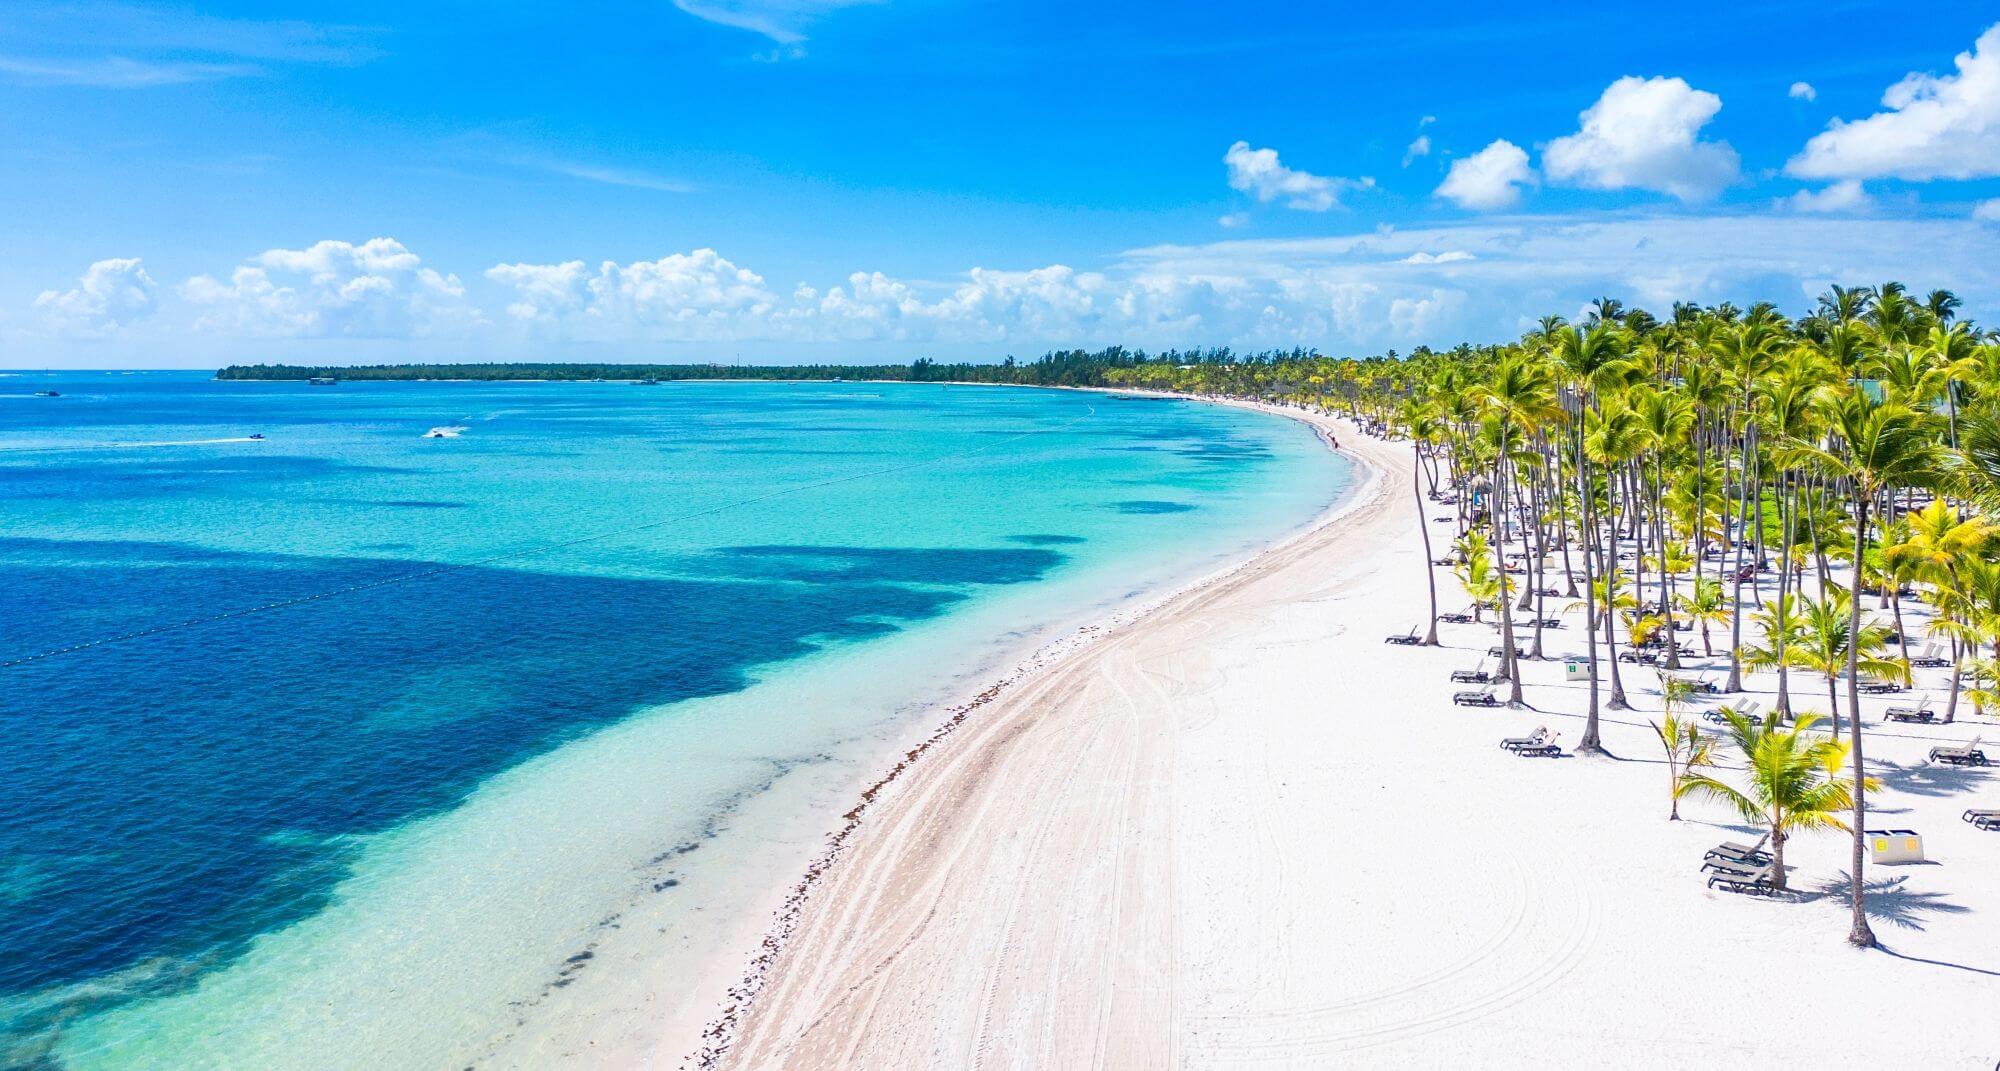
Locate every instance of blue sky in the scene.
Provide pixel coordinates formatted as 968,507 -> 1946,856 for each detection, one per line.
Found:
6,1 -> 2000,367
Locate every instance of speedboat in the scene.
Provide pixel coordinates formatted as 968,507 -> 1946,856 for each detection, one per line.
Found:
248,433 -> 265,440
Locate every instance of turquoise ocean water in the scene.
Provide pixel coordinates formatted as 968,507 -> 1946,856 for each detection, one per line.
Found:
0,372 -> 1348,1068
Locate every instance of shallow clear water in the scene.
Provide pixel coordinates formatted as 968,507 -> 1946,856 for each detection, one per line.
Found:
0,372 -> 1347,1067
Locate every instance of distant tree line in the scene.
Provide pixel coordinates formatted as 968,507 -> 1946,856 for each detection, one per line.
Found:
213,347 -> 1329,388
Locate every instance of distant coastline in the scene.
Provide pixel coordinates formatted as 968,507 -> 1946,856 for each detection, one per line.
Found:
211,346 -> 1330,388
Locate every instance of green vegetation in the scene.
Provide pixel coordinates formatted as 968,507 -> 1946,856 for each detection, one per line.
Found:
1675,708 -> 1872,891
1307,282 -> 1989,950
214,348 -> 1327,387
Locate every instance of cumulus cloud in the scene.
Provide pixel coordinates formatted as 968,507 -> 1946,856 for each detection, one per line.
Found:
485,249 -> 777,336
1784,180 -> 1871,214
1121,214 -> 2000,347
1402,135 -> 1431,167
1543,76 -> 1740,202
1435,139 -> 1536,210
1976,198 -> 2000,222
34,258 -> 157,335
1789,81 -> 1818,102
1788,22 -> 2000,180
181,238 -> 474,338
1224,141 -> 1372,212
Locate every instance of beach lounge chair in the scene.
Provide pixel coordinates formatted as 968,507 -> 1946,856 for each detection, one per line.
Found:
1703,701 -> 1760,725
1533,617 -> 1563,629
1439,612 -> 1475,624
1451,668 -> 1494,684
1499,730 -> 1548,752
1702,835 -> 1772,871
1859,680 -> 1905,695
1910,643 -> 1951,669
1384,629 -> 1420,646
1453,690 -> 1500,707
1513,740 -> 1563,758
1930,738 -> 1989,766
1707,864 -> 1779,895
1884,706 -> 1937,724
1962,809 -> 2000,830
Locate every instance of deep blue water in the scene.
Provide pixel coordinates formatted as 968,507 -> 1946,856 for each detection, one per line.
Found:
0,372 -> 1344,1061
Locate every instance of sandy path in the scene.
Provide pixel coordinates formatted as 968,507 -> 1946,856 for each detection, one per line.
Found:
709,405 -> 1999,1070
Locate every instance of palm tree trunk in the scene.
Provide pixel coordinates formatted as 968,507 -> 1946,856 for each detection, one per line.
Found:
1494,454 -> 1524,707
1726,421 -> 1756,692
1775,477 -> 1796,717
1604,466 -> 1631,710
1845,494 -> 1876,948
1771,826 -> 1788,891
1416,445 -> 1440,646
1577,440 -> 1604,752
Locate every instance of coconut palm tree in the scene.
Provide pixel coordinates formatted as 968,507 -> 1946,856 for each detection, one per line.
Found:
1402,399 -> 1448,644
1776,391 -> 1948,948
1676,708 -> 1874,892
1468,352 -> 1562,707
1650,679 -> 1713,820
1787,589 -> 1906,730
1675,576 -> 1730,656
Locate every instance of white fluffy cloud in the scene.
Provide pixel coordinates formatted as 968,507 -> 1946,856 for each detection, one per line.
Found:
1224,141 -> 1371,212
1543,76 -> 1740,202
1789,81 -> 1817,102
180,238 -> 474,338
1434,139 -> 1535,210
486,249 -> 776,337
1122,214 -> 2000,347
34,258 -> 157,336
1402,135 -> 1431,167
1784,180 -> 1871,214
1788,23 -> 2000,180
23,211 -> 2000,362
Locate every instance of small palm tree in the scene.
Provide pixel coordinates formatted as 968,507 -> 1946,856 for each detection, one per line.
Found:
1675,708 -> 1874,890
1739,592 -> 1807,717
1675,576 -> 1730,656
1650,678 -> 1713,820
1454,530 -> 1506,622
1788,589 -> 1906,733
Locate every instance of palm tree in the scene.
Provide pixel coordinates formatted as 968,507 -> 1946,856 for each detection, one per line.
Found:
1403,400 -> 1448,644
1455,531 -> 1505,622
1585,401 -> 1650,713
1675,576 -> 1730,656
1676,708 -> 1874,891
1777,391 -> 1948,947
1738,592 -> 1808,717
1469,352 -> 1562,707
1788,589 -> 1905,730
1551,323 -> 1633,750
1649,679 -> 1713,820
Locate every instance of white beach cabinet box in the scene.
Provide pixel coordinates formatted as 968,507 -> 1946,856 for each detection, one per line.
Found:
1563,660 -> 1590,682
1866,829 -> 1924,864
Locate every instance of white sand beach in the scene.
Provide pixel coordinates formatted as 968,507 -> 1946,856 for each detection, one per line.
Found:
693,402 -> 1999,1069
